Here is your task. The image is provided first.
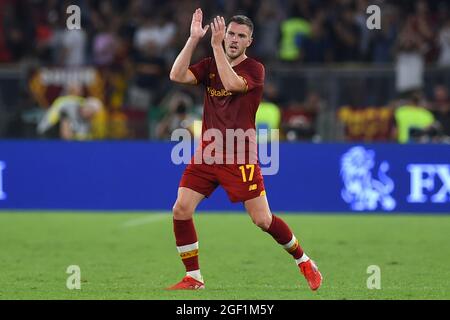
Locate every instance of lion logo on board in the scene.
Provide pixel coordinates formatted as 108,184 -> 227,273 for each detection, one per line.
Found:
340,146 -> 396,211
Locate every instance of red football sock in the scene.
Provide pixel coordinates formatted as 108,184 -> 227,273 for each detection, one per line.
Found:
266,215 -> 304,260
173,218 -> 199,272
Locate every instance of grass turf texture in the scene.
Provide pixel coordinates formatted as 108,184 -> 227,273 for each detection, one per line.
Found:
0,212 -> 449,300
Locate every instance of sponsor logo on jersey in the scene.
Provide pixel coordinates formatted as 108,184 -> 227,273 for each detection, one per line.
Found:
207,86 -> 232,97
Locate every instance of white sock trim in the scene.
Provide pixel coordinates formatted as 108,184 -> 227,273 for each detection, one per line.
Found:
187,270 -> 203,283
295,253 -> 310,265
282,235 -> 297,249
177,241 -> 199,253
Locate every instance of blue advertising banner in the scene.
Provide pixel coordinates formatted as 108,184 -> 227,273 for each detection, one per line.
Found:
0,141 -> 449,213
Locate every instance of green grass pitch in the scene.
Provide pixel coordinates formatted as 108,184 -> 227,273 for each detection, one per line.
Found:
0,212 -> 449,300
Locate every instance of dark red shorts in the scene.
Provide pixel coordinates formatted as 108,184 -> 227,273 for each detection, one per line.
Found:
179,163 -> 266,203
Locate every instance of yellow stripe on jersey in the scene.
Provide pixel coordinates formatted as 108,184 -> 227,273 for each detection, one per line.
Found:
240,76 -> 249,93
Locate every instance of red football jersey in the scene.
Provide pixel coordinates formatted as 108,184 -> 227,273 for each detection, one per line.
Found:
189,57 -> 265,164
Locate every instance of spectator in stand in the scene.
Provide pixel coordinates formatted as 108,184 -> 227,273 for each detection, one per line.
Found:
410,0 -> 437,63
431,85 -> 450,142
156,91 -> 198,140
282,92 -> 321,141
438,19 -> 450,67
332,6 -> 361,62
354,0 -> 371,61
2,2 -> 34,62
300,10 -> 332,64
37,82 -> 104,140
51,19 -> 87,67
254,0 -> 283,62
395,17 -> 426,96
256,82 -> 281,142
128,40 -> 166,110
133,14 -> 176,58
394,91 -> 436,143
92,23 -> 117,68
279,3 -> 311,62
370,5 -> 398,63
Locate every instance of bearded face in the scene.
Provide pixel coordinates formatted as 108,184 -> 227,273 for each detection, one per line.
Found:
224,22 -> 252,59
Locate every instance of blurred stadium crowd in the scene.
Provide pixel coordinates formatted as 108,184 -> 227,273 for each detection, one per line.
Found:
0,0 -> 449,143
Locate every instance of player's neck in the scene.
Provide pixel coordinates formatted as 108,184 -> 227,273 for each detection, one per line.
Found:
227,53 -> 248,67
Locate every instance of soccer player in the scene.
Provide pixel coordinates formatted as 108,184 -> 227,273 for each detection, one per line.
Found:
167,8 -> 322,291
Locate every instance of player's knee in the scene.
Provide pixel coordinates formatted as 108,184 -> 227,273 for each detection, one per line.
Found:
252,215 -> 272,231
172,201 -> 194,220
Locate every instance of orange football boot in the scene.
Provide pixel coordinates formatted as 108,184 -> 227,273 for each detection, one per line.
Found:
299,259 -> 322,291
166,275 -> 205,290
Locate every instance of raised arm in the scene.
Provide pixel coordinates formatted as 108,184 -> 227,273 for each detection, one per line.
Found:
169,8 -> 209,84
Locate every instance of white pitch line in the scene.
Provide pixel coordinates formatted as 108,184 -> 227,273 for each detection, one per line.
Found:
122,214 -> 171,228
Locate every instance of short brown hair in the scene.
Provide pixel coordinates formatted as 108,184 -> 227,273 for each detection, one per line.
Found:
229,15 -> 254,35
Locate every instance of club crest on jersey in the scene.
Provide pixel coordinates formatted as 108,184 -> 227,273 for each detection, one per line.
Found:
209,73 -> 215,79
207,86 -> 232,97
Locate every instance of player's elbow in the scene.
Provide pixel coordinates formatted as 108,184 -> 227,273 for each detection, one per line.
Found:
223,83 -> 234,92
224,82 -> 245,93
169,66 -> 184,82
170,71 -> 192,84
224,79 -> 246,93
169,70 -> 179,82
